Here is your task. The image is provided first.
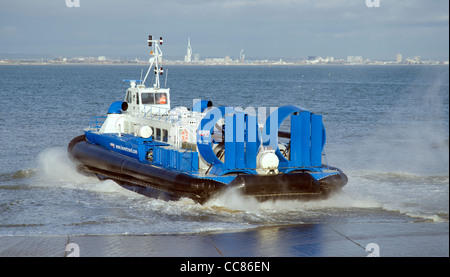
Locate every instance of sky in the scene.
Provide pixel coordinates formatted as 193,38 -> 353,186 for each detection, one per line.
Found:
0,0 -> 448,60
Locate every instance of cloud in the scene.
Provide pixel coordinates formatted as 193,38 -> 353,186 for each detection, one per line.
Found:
0,0 -> 447,59
0,26 -> 18,35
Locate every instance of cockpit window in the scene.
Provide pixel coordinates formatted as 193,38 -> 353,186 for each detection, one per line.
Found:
155,93 -> 167,104
141,93 -> 155,104
140,92 -> 167,105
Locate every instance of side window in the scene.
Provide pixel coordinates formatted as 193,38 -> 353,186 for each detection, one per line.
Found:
156,128 -> 161,141
163,129 -> 168,142
136,93 -> 140,105
126,91 -> 132,103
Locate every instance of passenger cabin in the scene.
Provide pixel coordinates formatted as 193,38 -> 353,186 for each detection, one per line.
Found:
124,82 -> 171,115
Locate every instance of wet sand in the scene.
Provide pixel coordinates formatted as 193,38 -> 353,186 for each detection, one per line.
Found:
0,222 -> 447,257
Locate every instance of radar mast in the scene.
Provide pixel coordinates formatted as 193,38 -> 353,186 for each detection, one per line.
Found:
142,36 -> 164,88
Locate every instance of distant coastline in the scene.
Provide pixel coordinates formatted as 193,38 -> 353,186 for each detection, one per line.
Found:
1,60 -> 448,66
2,52 -> 449,67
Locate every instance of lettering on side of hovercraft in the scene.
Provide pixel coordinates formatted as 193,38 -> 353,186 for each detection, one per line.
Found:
110,143 -> 138,154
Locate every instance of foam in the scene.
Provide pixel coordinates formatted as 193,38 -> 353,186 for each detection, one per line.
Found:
33,147 -> 140,197
205,186 -> 382,213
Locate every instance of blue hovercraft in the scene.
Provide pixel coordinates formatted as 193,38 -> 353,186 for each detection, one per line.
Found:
68,36 -> 347,204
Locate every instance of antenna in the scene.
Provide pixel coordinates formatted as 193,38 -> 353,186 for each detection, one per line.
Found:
165,68 -> 168,88
142,35 -> 164,88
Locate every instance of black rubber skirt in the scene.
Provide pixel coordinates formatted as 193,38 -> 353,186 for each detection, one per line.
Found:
68,135 -> 347,204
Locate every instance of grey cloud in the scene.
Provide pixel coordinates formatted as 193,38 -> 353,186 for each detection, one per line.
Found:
0,0 -> 448,60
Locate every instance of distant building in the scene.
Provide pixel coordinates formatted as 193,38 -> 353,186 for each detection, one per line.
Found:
184,37 -> 192,63
98,56 -> 106,61
396,53 -> 402,63
240,49 -> 245,62
212,58 -> 225,63
346,56 -> 363,64
194,53 -> 200,62
354,56 -> 363,63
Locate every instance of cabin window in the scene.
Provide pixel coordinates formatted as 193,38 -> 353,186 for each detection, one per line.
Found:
136,93 -> 140,104
126,91 -> 132,103
162,129 -> 168,142
141,92 -> 155,104
156,128 -> 161,141
155,93 -> 167,104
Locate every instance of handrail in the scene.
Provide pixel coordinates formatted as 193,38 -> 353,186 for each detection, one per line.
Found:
138,105 -> 181,123
141,105 -> 169,117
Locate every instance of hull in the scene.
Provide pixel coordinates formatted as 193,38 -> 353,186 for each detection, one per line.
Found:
68,135 -> 347,204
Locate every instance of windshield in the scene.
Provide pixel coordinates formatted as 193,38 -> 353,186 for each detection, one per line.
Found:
141,92 -> 154,104
141,92 -> 167,105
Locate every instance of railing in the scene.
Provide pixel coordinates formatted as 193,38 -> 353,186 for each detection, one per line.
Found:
138,106 -> 180,123
88,116 -> 107,131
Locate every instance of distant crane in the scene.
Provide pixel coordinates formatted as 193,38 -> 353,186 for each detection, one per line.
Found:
240,49 -> 245,62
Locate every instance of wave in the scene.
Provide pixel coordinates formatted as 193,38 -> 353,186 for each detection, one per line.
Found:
24,147 -> 448,233
32,147 -> 144,197
352,170 -> 449,184
201,171 -> 449,223
340,169 -> 449,223
35,147 -> 97,185
205,188 -> 381,213
0,169 -> 37,182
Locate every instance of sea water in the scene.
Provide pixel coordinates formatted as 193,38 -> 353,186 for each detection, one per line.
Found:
0,64 -> 448,255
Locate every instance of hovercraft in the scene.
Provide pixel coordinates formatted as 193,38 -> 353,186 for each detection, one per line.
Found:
67,36 -> 347,204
